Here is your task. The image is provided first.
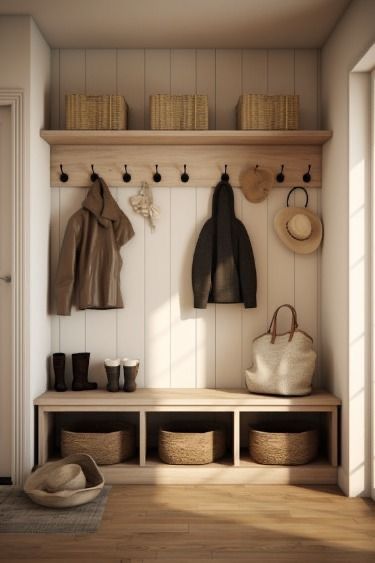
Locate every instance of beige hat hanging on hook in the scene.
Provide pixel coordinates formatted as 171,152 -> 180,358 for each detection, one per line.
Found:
239,165 -> 273,203
274,186 -> 323,254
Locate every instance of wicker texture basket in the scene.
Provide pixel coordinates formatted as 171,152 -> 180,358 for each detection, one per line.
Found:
65,94 -> 128,130
61,423 -> 135,465
237,94 -> 299,130
150,94 -> 208,130
159,422 -> 226,464
249,423 -> 319,465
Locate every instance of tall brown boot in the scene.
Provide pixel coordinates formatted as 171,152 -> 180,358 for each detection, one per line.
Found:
53,353 -> 67,392
72,353 -> 97,391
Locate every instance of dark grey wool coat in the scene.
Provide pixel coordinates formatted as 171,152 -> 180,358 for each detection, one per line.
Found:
192,180 -> 257,309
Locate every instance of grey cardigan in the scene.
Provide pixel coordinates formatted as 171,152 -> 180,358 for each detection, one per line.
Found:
192,180 -> 257,309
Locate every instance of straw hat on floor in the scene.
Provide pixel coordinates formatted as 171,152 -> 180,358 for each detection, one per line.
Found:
24,453 -> 104,508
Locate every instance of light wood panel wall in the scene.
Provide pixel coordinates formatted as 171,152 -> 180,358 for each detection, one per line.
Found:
50,185 -> 321,389
50,48 -> 321,389
50,48 -> 320,129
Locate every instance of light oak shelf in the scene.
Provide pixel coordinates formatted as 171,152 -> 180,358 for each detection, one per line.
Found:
41,129 -> 332,146
35,388 -> 340,485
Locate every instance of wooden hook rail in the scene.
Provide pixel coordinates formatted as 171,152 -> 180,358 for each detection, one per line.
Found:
41,130 -> 331,189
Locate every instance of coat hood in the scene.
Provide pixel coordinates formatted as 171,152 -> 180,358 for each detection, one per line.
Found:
82,177 -> 122,228
211,180 -> 235,222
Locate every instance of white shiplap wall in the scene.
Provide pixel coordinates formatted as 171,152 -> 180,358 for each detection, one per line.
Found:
50,48 -> 321,389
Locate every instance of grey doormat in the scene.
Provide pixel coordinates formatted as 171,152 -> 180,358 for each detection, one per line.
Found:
0,486 -> 110,533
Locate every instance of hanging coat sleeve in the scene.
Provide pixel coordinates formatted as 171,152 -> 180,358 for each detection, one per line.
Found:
114,213 -> 135,248
238,223 -> 257,309
192,222 -> 214,309
55,213 -> 82,316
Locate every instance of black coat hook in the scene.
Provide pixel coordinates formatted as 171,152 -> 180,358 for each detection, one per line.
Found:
59,164 -> 69,183
123,164 -> 131,183
276,164 -> 285,183
303,164 -> 312,183
221,164 -> 229,182
90,164 -> 99,182
181,164 -> 189,183
153,164 -> 161,183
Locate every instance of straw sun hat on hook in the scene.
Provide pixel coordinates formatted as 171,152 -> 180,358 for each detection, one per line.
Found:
274,186 -> 323,254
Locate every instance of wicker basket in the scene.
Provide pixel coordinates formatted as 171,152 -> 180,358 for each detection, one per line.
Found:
237,94 -> 299,130
249,423 -> 319,465
159,422 -> 226,464
61,423 -> 135,465
65,94 -> 128,130
150,94 -> 208,130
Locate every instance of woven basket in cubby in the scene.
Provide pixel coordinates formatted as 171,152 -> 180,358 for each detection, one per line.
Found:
158,422 -> 226,465
61,423 -> 135,465
249,422 -> 319,465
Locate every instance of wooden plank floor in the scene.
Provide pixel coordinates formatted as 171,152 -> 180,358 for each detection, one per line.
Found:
0,485 -> 374,562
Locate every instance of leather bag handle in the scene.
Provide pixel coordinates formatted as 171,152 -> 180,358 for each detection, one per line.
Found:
267,304 -> 298,344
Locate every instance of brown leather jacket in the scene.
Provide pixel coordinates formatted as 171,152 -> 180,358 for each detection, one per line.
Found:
55,178 -> 134,315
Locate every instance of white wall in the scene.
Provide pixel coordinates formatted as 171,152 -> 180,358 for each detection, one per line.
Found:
321,0 -> 375,496
50,48 -> 321,390
0,15 -> 51,479
29,20 -> 51,452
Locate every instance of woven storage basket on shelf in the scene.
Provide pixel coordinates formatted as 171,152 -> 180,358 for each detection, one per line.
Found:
159,422 -> 226,465
237,94 -> 299,130
65,94 -> 128,130
249,423 -> 319,465
150,94 -> 208,130
61,423 -> 135,465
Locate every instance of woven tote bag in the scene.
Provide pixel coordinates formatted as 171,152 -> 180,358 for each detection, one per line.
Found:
245,304 -> 316,396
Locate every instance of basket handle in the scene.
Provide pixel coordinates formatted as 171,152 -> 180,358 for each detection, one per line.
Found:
267,304 -> 298,344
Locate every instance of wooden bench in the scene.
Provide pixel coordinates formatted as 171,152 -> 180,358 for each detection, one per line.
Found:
34,388 -> 340,485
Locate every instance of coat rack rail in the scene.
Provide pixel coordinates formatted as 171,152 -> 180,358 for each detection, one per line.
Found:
48,144 -> 323,188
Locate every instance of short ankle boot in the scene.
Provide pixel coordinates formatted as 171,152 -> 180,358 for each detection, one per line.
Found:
52,353 -> 67,392
122,359 -> 139,392
72,352 -> 97,391
105,359 -> 120,392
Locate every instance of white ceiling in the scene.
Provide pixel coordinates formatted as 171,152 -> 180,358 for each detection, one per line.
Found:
0,0 -> 351,49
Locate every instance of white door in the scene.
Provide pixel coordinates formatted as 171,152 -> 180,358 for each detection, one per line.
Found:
0,106 -> 12,481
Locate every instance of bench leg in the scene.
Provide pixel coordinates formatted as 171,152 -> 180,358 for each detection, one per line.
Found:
328,409 -> 338,467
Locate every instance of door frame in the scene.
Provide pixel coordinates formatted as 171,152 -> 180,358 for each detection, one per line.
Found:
0,90 -> 28,485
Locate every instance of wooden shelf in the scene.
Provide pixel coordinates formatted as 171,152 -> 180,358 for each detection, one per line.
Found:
41,129 -> 332,146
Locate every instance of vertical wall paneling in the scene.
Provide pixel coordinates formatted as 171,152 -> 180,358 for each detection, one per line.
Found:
116,190 -> 145,387
195,188 -> 216,388
50,189 -> 60,356
85,49 -> 117,94
171,50 -> 196,94
117,50 -> 145,129
58,188 -> 87,387
144,188 -> 171,387
295,50 -> 318,129
215,50 -> 242,129
144,50 -> 171,129
215,188 -> 243,388
196,49 -> 216,129
50,48 -> 322,389
267,49 -> 295,95
294,188 -> 319,385
267,187 -> 295,333
83,55 -> 118,386
241,195 -> 268,386
242,50 -> 268,94
59,49 -> 86,129
50,49 -> 60,129
170,188 -> 196,387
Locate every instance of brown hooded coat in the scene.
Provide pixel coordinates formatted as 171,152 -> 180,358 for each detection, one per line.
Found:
55,177 -> 134,315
